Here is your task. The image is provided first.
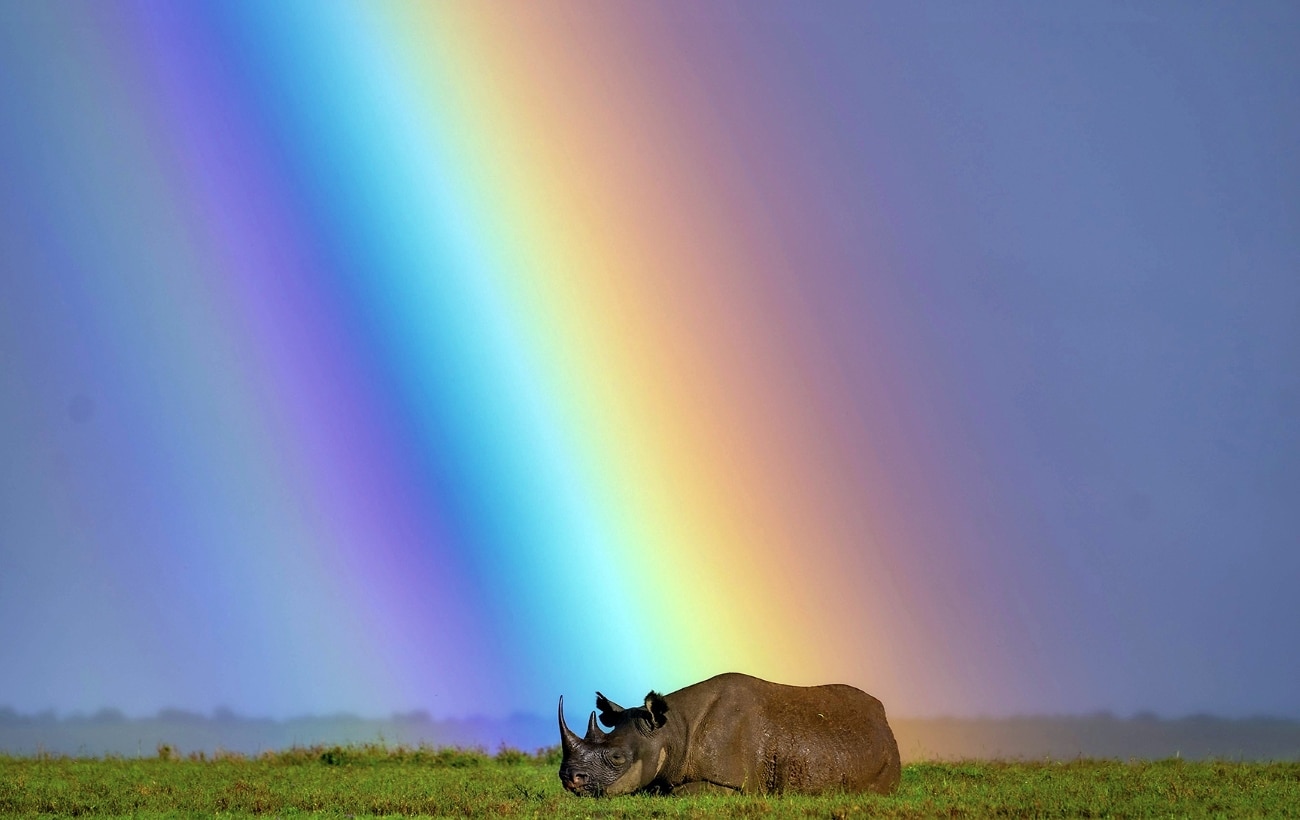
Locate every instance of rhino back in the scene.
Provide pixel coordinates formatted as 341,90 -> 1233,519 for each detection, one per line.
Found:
667,673 -> 900,795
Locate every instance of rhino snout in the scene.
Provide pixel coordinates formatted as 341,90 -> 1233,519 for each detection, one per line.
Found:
559,766 -> 598,796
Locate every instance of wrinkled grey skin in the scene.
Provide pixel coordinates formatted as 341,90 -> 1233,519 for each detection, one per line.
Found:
558,672 -> 900,797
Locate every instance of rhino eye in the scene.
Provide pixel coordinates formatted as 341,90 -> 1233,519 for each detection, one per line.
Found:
607,751 -> 626,766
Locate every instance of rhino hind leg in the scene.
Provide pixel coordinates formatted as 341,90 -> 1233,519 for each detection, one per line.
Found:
868,748 -> 902,795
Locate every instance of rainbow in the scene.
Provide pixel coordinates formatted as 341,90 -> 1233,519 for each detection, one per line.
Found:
1,2 -> 1020,720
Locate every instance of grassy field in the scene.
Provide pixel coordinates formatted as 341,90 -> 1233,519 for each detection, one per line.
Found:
2,744 -> 1298,818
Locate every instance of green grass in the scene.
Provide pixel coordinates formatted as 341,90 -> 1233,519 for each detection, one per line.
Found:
2,744 -> 1297,818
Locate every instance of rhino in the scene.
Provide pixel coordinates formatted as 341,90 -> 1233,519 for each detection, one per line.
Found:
557,672 -> 900,796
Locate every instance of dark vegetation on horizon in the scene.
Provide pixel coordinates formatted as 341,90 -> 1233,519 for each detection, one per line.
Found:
3,707 -> 1299,762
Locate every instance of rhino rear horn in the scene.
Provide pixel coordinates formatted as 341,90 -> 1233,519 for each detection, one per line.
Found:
558,696 -> 583,753
585,710 -> 605,741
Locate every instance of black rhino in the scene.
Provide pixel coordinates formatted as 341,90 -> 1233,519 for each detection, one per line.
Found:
558,672 -> 900,796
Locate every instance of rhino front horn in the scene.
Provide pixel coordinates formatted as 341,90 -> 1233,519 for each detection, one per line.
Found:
558,696 -> 583,753
585,710 -> 605,741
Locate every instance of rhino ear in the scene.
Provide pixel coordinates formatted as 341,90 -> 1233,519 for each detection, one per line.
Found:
595,692 -> 624,728
643,691 -> 669,729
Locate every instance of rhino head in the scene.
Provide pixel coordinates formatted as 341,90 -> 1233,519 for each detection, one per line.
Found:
557,691 -> 670,796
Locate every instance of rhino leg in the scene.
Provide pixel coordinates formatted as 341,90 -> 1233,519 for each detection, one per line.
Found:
670,780 -> 741,796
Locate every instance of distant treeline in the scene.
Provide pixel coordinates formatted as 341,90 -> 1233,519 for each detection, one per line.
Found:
0,707 -> 541,759
898,714 -> 1300,762
2,707 -> 1298,762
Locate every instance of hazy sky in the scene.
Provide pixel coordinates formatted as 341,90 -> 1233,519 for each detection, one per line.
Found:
841,3 -> 1300,709
1,1 -> 1297,721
